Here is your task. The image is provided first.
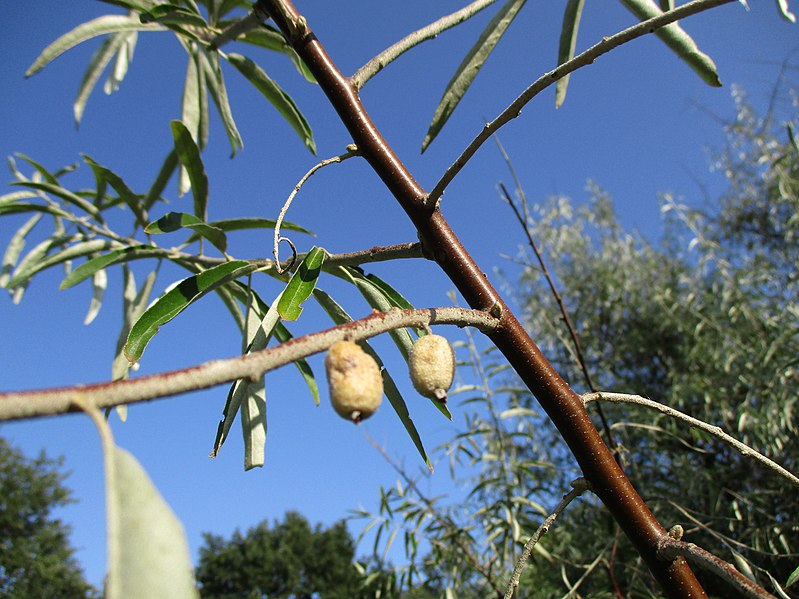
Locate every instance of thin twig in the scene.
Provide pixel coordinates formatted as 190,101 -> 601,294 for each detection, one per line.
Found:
428,0 -> 736,203
351,0 -> 498,89
559,544 -> 610,599
582,392 -> 799,489
497,183 -> 620,451
0,307 -> 500,422
504,478 -> 591,599
274,145 -> 360,273
657,532 -> 777,599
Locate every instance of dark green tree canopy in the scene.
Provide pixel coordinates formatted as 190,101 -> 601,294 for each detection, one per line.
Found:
0,437 -> 97,599
196,511 -> 365,599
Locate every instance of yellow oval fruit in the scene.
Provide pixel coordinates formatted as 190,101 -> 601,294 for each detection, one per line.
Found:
409,334 -> 455,402
325,340 -> 383,423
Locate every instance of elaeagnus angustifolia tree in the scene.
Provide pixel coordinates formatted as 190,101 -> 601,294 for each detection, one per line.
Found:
0,1 -> 797,597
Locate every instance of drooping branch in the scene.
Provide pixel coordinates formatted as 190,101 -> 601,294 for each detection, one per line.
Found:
428,0 -> 736,203
351,0 -> 498,89
583,392 -> 799,489
258,1 -> 714,595
0,307 -> 498,422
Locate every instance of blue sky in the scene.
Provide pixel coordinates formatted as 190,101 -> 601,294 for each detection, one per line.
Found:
0,0 -> 796,590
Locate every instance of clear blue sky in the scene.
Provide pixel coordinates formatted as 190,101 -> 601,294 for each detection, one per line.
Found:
0,1 -> 796,590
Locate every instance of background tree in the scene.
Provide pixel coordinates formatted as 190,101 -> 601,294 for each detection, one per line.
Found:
360,82 -> 799,597
0,437 -> 98,599
195,511 -> 365,599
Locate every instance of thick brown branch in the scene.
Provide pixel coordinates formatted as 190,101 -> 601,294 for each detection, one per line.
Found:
258,1 -> 712,596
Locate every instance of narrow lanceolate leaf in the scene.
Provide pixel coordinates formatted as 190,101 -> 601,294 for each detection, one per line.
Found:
84,268 -> 108,325
145,212 -> 227,253
82,155 -> 148,227
104,31 -> 137,94
313,288 -> 433,471
74,32 -> 128,125
170,120 -> 208,219
422,0 -> 527,153
140,4 -> 208,27
329,266 -> 416,361
200,51 -> 243,156
112,266 -> 158,383
775,0 -> 797,22
236,25 -> 316,83
8,239 -> 119,289
181,45 -> 209,153
225,53 -> 316,154
12,181 -> 102,221
90,418 -> 198,599
185,217 -> 313,244
25,15 -> 163,78
786,564 -> 799,588
143,149 -> 179,210
277,246 -> 325,320
618,0 -> 721,87
555,0 -> 585,109
61,245 -> 161,290
240,377 -> 266,470
123,260 -> 250,363
212,287 -> 284,463
1,214 -> 41,288
13,153 -> 62,185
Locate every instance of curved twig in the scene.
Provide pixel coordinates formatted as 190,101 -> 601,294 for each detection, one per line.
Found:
351,0 -> 498,89
0,307 -> 500,422
582,392 -> 799,489
428,0 -> 736,204
504,478 -> 592,599
274,145 -> 360,273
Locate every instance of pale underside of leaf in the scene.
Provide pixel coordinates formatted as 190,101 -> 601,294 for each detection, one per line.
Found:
555,0 -> 586,109
422,0 -> 527,153
618,0 -> 721,87
26,15 -> 163,78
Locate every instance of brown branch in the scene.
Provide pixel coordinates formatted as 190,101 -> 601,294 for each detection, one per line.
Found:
428,0 -> 736,203
0,307 -> 498,422
658,530 -> 777,599
258,0 -> 714,596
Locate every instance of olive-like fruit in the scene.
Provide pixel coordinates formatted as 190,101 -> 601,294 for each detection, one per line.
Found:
326,340 -> 383,423
409,334 -> 455,402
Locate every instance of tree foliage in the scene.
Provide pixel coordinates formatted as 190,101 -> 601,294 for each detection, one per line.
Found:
195,512 -> 366,599
0,437 -> 98,599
